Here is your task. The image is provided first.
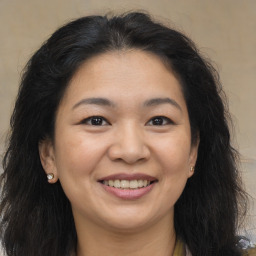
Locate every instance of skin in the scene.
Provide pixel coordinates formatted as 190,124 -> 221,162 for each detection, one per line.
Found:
39,49 -> 199,256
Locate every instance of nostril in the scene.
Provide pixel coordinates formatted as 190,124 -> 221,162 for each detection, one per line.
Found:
107,137 -> 150,164
108,152 -> 150,165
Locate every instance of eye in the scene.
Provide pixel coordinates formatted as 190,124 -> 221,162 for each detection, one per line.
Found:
80,116 -> 110,126
147,116 -> 174,126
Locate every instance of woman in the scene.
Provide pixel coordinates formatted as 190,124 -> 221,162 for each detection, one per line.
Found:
0,11 -> 251,256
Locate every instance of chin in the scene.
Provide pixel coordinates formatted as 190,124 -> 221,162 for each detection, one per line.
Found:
103,218 -> 153,233
95,207 -> 163,233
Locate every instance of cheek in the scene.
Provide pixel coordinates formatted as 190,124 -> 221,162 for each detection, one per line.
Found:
53,132 -> 108,208
153,132 -> 191,198
155,132 -> 192,171
54,130 -> 107,180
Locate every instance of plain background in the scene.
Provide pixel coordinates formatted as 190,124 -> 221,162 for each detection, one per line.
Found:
0,0 -> 255,245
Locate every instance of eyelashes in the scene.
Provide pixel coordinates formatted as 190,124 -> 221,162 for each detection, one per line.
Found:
80,116 -> 174,126
147,116 -> 174,126
80,116 -> 110,126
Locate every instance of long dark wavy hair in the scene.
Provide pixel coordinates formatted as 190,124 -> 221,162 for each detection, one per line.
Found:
0,11 -> 248,256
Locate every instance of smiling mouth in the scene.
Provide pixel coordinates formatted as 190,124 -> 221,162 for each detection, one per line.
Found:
99,179 -> 156,189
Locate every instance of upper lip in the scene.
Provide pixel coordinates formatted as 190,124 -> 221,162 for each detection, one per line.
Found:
98,173 -> 157,181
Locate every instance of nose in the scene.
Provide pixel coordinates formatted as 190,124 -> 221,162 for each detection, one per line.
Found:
107,123 -> 150,164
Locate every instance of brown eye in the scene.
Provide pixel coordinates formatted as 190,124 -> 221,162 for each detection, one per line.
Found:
152,117 -> 164,125
81,116 -> 109,126
147,116 -> 173,126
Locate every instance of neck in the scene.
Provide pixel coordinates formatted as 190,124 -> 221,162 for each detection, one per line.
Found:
75,212 -> 176,256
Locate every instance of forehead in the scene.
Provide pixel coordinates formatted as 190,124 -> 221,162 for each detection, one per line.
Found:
74,49 -> 174,82
60,49 -> 185,109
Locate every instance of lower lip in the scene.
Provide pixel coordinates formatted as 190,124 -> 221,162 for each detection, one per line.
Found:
100,182 -> 155,200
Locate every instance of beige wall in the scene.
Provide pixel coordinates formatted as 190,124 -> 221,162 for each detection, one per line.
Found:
0,0 -> 255,242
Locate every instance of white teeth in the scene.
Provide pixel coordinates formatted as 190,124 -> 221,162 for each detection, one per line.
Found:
102,179 -> 153,189
114,180 -> 121,188
109,180 -> 114,187
129,180 -> 138,188
120,180 -> 130,189
138,180 -> 144,188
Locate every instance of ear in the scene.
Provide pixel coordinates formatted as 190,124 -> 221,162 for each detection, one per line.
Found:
38,138 -> 58,183
188,136 -> 200,178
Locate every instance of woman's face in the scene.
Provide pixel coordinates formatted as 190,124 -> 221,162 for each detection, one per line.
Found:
40,50 -> 198,232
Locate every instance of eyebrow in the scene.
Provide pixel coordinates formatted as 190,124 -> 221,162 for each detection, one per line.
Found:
72,98 -> 116,109
143,97 -> 182,111
72,97 -> 182,111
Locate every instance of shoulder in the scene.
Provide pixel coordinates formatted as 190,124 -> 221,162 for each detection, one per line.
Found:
243,247 -> 256,256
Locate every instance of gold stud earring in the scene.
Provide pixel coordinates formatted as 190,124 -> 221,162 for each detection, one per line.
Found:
190,166 -> 195,172
47,173 -> 54,180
